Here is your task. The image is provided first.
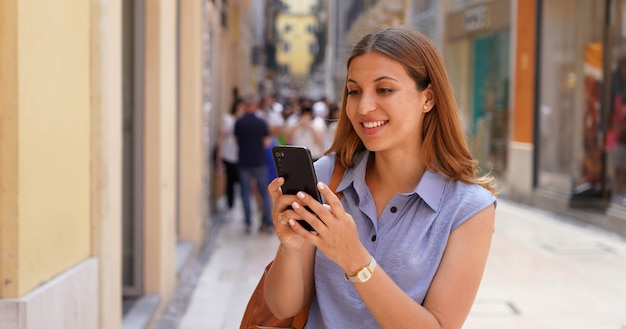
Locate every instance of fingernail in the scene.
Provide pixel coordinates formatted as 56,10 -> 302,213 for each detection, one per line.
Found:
291,202 -> 300,209
288,219 -> 295,226
317,182 -> 326,190
297,191 -> 305,199
323,204 -> 331,210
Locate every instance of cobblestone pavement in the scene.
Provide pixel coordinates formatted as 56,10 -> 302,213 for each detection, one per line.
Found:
158,197 -> 626,329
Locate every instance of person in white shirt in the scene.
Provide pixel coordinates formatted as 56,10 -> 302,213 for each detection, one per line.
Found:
286,103 -> 327,161
313,96 -> 330,120
215,97 -> 244,215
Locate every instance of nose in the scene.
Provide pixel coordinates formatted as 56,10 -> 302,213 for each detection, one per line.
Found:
356,92 -> 376,115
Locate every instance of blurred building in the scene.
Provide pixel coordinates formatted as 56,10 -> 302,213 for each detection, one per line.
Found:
275,0 -> 320,78
271,0 -> 339,100
321,0 -> 625,237
325,0 -> 405,103
0,0 -> 262,328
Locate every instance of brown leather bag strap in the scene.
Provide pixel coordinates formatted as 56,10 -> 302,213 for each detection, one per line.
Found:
329,157 -> 345,199
292,290 -> 314,328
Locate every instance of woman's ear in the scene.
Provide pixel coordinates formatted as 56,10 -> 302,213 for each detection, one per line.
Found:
422,85 -> 435,113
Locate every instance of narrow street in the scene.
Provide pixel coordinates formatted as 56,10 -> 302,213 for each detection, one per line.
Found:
167,197 -> 626,329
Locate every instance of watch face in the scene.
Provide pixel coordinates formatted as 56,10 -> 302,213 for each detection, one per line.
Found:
357,268 -> 372,282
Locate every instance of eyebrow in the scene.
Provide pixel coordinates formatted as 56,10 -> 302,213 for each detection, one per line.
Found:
346,75 -> 399,84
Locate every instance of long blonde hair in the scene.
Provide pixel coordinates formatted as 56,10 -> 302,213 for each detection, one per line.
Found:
327,25 -> 498,194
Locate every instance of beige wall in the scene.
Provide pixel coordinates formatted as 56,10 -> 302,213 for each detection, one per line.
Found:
212,11 -> 227,145
90,0 -> 123,328
1,0 -> 92,298
143,0 -> 177,310
178,0 -> 206,245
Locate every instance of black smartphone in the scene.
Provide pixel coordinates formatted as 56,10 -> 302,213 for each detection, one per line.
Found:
272,145 -> 321,231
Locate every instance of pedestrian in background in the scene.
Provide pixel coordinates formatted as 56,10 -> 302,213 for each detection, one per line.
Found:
259,94 -> 286,184
264,25 -> 498,328
285,101 -> 327,161
313,95 -> 330,120
234,94 -> 273,233
215,95 -> 244,219
324,102 -> 340,150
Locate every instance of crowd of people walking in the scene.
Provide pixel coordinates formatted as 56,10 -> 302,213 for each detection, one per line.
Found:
215,87 -> 338,233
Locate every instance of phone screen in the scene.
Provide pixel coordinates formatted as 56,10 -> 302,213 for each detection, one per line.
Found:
272,145 -> 321,231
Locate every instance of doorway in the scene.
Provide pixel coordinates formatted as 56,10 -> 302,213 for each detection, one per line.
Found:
121,0 -> 145,310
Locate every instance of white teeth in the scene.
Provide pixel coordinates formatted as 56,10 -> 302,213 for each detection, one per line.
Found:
363,121 -> 386,128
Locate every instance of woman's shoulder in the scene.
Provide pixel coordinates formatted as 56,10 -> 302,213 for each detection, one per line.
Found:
441,178 -> 496,229
445,178 -> 495,205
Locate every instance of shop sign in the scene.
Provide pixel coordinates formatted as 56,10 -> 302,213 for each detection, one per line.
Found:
464,5 -> 489,32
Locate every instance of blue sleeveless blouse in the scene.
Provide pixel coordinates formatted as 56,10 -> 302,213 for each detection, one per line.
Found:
305,151 -> 496,329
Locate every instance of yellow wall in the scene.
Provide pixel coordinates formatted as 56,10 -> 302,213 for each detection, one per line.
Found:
276,14 -> 317,77
0,0 -> 19,299
0,0 -> 92,298
157,0 -> 178,297
445,39 -> 472,133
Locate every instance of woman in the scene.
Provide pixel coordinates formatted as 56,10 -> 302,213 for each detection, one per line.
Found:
264,25 -> 498,328
215,96 -> 244,218
286,102 -> 327,161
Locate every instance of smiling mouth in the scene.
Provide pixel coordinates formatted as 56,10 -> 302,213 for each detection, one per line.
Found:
362,120 -> 388,128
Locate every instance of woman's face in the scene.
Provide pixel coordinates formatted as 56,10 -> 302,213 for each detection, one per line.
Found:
345,52 -> 431,155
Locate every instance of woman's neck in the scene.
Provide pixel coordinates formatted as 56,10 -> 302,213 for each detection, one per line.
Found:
368,150 -> 425,192
365,151 -> 426,218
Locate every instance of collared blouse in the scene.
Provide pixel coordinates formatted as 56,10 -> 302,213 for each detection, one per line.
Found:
304,151 -> 496,329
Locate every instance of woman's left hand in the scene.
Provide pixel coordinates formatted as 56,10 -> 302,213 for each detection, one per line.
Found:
286,182 -> 371,275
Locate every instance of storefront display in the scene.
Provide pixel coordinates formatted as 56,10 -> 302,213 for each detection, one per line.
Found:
608,1 -> 626,205
537,0 -> 626,207
582,42 -> 604,192
537,0 -> 606,197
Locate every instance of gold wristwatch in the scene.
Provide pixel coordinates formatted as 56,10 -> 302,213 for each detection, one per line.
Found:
344,257 -> 376,283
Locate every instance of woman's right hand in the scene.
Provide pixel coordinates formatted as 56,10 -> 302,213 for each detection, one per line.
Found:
268,177 -> 307,251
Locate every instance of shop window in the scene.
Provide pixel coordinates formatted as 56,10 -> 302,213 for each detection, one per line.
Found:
537,0 -> 606,197
608,0 -> 626,205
